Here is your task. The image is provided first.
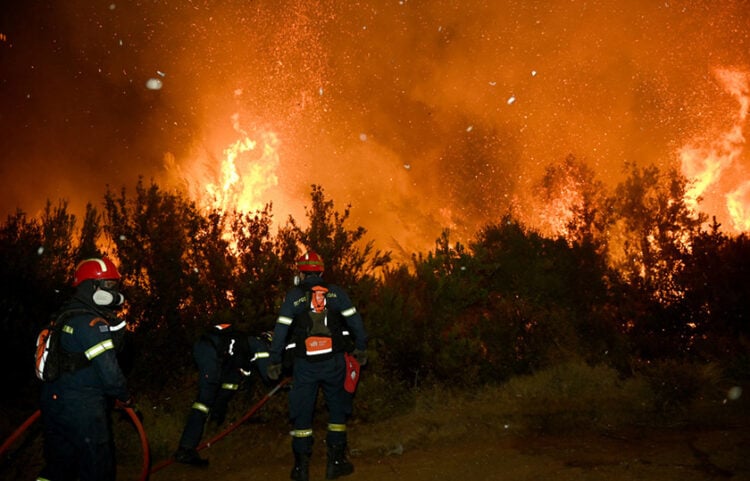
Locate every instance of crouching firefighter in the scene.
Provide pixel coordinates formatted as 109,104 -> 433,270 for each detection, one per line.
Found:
267,251 -> 368,481
174,325 -> 273,466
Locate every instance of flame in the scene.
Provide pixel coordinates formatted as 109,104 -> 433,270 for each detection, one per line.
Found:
165,115 -> 281,216
537,181 -> 582,239
680,68 -> 750,232
727,183 -> 750,232
530,156 -> 590,240
207,115 -> 280,214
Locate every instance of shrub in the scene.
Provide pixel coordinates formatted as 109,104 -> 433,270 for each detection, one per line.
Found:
496,360 -> 651,433
637,359 -> 725,421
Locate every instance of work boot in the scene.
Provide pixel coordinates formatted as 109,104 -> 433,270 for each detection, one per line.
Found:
326,443 -> 354,479
290,452 -> 310,481
173,447 -> 209,466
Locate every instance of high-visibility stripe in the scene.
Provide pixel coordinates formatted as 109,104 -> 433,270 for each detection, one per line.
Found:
252,352 -> 270,361
221,383 -> 239,390
342,307 -> 357,317
214,324 -> 232,330
192,402 -> 209,413
62,325 -> 74,335
278,315 -> 293,326
85,339 -> 114,360
307,347 -> 333,355
328,423 -> 347,432
291,429 -> 313,438
110,320 -> 127,332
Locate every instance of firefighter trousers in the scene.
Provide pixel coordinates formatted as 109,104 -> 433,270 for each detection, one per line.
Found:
289,353 -> 352,454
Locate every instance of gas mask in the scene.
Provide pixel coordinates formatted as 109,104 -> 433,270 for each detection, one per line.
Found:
93,280 -> 125,308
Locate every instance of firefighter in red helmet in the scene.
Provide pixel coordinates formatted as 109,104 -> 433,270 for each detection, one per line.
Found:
37,257 -> 132,481
267,251 -> 368,480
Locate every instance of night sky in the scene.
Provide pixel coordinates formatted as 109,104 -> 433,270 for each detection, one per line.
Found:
1,1 -> 748,256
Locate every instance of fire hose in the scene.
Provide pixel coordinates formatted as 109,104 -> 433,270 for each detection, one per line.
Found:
0,406 -> 150,481
149,376 -> 290,475
0,409 -> 41,458
1,378 -> 289,480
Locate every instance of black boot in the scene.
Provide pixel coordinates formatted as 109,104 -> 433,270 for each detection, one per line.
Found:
290,452 -> 310,481
173,447 -> 209,466
326,443 -> 354,479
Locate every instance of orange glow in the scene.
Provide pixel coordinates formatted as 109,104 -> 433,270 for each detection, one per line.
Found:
537,179 -> 582,240
680,68 -> 749,233
2,1 -> 749,259
165,115 -> 282,217
727,183 -> 750,232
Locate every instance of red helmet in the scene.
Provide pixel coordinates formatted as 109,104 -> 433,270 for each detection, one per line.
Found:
296,251 -> 324,273
73,257 -> 121,287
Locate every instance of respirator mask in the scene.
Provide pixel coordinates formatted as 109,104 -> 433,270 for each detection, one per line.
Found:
93,279 -> 125,308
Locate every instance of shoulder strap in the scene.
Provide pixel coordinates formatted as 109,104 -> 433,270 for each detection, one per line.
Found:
47,308 -> 95,378
55,308 -> 94,324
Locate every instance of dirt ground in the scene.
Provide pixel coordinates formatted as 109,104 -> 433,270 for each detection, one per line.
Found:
144,422 -> 750,481
4,394 -> 749,481
126,393 -> 750,481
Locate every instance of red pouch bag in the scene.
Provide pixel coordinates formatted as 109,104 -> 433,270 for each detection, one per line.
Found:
344,352 -> 361,393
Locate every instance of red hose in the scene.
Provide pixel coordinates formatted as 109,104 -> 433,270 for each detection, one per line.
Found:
149,377 -> 290,475
124,406 -> 151,481
0,409 -> 41,458
0,406 -> 150,481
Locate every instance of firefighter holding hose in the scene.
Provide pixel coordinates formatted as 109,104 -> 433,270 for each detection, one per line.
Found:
173,324 -> 273,466
36,257 -> 132,481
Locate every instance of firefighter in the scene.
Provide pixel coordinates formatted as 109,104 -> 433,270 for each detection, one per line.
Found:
37,257 -> 132,481
173,325 -> 273,466
267,251 -> 368,481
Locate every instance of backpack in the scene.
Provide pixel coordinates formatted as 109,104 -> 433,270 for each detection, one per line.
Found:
34,309 -> 91,382
291,285 -> 354,360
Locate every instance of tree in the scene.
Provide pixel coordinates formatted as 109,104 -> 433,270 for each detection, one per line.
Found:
75,203 -> 103,260
0,202 -> 78,391
103,179 -> 226,386
536,155 -> 612,255
611,163 -> 706,304
230,205 -> 297,331
288,184 -> 390,288
469,215 -> 623,372
679,224 -> 750,359
610,163 -> 709,358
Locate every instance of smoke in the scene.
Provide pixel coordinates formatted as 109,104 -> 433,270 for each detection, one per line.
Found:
1,1 -> 748,256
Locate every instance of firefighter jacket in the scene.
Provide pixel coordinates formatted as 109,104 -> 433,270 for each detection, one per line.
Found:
45,297 -> 130,402
269,274 -> 367,365
200,325 -> 272,382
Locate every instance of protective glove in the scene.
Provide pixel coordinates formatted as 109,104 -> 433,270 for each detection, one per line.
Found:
267,363 -> 282,381
352,349 -> 368,366
115,397 -> 134,410
115,397 -> 144,422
